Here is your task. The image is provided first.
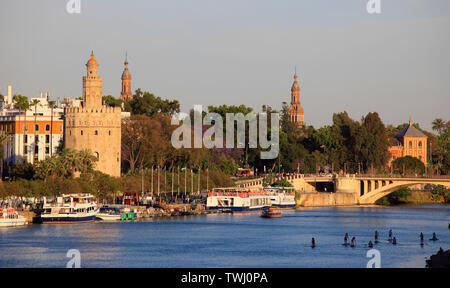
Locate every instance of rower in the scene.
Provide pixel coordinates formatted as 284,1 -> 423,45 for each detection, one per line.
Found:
392,237 -> 397,245
430,233 -> 438,241
350,237 -> 356,247
388,229 -> 393,241
311,237 -> 316,248
344,233 -> 349,245
368,241 -> 373,248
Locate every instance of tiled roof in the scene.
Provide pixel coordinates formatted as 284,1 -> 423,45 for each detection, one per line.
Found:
395,124 -> 426,138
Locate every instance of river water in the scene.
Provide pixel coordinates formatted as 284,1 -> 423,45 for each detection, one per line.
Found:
0,205 -> 448,268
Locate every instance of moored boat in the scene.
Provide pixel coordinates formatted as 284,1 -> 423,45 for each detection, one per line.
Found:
96,206 -> 122,221
264,187 -> 296,209
41,194 -> 98,224
206,188 -> 272,213
0,208 -> 27,227
261,206 -> 282,218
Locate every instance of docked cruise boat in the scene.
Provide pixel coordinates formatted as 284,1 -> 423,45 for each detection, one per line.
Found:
0,208 -> 27,227
206,188 -> 272,213
41,194 -> 98,224
264,187 -> 296,209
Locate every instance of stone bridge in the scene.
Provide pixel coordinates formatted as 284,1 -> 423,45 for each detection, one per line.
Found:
236,174 -> 450,205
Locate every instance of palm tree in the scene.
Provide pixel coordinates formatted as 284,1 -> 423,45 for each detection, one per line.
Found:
60,149 -> 83,177
0,131 -> 12,180
30,99 -> 40,162
432,118 -> 445,136
78,149 -> 98,174
13,94 -> 30,162
48,100 -> 56,157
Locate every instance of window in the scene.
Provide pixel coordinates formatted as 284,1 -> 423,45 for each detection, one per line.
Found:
35,145 -> 39,154
95,130 -> 98,135
24,145 -> 28,155
46,124 -> 50,131
418,141 -> 422,149
45,147 -> 50,154
24,135 -> 28,144
109,130 -> 111,136
408,141 -> 412,149
45,135 -> 50,144
35,124 -> 39,131
81,130 -> 83,136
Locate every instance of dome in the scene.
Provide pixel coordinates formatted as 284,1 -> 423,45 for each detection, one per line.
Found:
87,52 -> 98,66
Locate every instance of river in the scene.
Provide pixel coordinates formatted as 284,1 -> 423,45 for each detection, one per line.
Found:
0,204 -> 448,268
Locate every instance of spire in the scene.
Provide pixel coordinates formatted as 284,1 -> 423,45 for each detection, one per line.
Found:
409,115 -> 412,127
125,51 -> 128,66
291,70 -> 299,93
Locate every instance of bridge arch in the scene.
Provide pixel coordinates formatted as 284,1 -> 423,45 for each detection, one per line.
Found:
359,180 -> 450,204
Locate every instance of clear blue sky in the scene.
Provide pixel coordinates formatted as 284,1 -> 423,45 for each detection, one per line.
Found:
1,0 -> 449,131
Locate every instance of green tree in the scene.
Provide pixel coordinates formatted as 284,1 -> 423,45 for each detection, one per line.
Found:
361,112 -> 390,171
432,118 -> 446,136
103,95 -> 122,107
127,89 -> 180,116
391,156 -> 425,175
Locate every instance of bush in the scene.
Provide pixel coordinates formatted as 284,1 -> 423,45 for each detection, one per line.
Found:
271,179 -> 293,187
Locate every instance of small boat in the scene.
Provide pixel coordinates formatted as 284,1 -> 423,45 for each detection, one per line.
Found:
41,194 -> 98,224
96,206 -> 122,221
261,206 -> 282,218
0,208 -> 27,227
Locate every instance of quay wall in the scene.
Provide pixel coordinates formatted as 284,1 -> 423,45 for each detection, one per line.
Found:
296,192 -> 359,207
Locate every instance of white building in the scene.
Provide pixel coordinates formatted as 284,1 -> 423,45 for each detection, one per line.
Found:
0,86 -> 65,167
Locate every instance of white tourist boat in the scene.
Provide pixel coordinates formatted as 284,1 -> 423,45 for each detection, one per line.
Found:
0,208 -> 27,227
206,188 -> 272,213
41,194 -> 99,224
264,187 -> 296,209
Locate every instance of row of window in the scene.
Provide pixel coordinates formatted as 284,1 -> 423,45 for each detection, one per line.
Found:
0,123 -> 63,133
69,130 -> 112,136
408,141 -> 423,149
24,124 -> 62,132
24,145 -> 51,155
24,135 -> 52,144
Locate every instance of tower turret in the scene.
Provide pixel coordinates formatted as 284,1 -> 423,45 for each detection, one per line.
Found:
120,53 -> 132,101
82,51 -> 102,109
287,70 -> 305,127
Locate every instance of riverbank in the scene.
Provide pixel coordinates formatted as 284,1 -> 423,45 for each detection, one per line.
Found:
375,191 -> 449,206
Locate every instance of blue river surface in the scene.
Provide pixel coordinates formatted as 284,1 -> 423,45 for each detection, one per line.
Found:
0,204 -> 449,268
